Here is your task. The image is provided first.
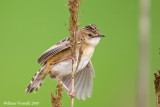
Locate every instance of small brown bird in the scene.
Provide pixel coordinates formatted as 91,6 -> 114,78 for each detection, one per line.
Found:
25,24 -> 105,100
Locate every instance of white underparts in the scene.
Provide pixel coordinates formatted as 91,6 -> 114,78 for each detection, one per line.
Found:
50,47 -> 95,77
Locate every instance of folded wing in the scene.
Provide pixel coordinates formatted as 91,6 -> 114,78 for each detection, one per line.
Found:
37,37 -> 71,65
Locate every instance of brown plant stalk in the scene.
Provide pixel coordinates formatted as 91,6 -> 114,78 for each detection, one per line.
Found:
50,82 -> 63,107
154,70 -> 160,107
67,0 -> 81,107
51,0 -> 81,106
154,49 -> 160,107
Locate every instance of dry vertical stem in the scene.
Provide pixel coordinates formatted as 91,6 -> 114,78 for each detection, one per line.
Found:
154,70 -> 160,107
67,0 -> 81,54
51,0 -> 81,106
155,49 -> 160,107
50,82 -> 63,107
67,0 -> 81,107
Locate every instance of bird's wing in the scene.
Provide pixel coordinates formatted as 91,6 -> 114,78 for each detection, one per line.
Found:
62,61 -> 95,100
37,37 -> 71,65
75,61 -> 95,100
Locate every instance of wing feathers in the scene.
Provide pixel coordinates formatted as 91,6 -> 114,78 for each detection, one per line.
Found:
37,37 -> 71,65
79,69 -> 87,100
87,66 -> 93,97
62,61 -> 95,100
76,69 -> 86,99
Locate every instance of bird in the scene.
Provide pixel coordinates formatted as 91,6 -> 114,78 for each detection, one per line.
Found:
25,24 -> 105,100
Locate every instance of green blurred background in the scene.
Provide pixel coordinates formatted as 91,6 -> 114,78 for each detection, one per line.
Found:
0,0 -> 160,107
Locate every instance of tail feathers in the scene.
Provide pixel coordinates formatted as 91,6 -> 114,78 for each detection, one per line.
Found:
62,62 -> 95,100
25,65 -> 46,93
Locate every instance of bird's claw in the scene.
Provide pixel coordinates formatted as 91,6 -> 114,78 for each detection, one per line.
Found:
69,90 -> 76,98
68,55 -> 77,62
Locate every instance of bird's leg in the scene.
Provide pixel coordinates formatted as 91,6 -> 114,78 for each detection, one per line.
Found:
56,76 -> 75,98
50,55 -> 76,98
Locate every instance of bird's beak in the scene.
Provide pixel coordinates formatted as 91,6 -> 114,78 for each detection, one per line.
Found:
97,35 -> 105,38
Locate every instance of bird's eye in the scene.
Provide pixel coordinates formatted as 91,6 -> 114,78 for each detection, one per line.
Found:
88,33 -> 93,37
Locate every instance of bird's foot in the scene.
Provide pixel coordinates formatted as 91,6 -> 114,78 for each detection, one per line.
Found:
68,55 -> 77,62
56,76 -> 76,98
69,90 -> 76,98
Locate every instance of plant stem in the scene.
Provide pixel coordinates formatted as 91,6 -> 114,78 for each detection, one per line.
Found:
67,0 -> 80,107
154,70 -> 160,107
138,0 -> 150,106
71,61 -> 75,107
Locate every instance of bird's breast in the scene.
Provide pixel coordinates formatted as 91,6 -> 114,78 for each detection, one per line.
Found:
77,46 -> 95,71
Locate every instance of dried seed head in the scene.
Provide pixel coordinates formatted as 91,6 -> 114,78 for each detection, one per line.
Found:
50,82 -> 63,107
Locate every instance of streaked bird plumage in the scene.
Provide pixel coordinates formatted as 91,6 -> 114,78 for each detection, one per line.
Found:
25,24 -> 104,100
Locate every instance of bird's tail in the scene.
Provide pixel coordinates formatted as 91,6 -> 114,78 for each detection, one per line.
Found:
25,65 -> 47,93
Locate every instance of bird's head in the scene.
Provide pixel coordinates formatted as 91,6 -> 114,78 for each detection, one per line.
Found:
78,24 -> 105,46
